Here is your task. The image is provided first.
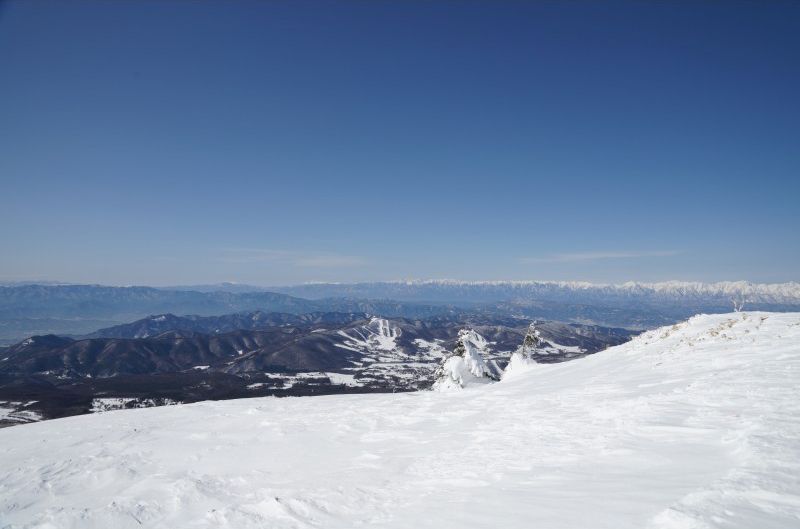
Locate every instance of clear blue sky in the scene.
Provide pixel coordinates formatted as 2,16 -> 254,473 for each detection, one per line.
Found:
1,0 -> 798,286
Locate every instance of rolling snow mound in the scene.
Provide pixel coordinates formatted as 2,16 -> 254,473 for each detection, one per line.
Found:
1,312 -> 799,528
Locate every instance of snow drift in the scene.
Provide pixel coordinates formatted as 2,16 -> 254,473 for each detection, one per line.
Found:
1,312 -> 799,529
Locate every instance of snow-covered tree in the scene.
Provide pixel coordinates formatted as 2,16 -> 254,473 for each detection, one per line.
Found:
732,297 -> 746,312
503,322 -> 542,379
432,329 -> 499,391
519,322 -> 542,358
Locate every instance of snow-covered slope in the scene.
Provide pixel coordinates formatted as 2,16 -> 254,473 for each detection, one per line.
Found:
1,312 -> 798,528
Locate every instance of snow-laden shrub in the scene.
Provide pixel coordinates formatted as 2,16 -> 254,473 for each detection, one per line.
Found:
503,322 -> 541,380
432,329 -> 499,391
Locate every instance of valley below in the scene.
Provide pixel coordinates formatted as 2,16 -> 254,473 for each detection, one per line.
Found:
0,311 -> 633,426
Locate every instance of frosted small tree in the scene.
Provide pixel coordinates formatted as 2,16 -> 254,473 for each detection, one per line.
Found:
732,297 -> 746,312
519,321 -> 542,358
432,329 -> 499,391
503,321 -> 542,379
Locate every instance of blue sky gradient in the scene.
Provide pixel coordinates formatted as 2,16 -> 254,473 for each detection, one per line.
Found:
1,0 -> 798,285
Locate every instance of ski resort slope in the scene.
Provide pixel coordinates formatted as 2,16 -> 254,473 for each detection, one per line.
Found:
1,312 -> 799,529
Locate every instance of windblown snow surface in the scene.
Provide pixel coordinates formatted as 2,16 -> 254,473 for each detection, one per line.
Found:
1,312 -> 799,529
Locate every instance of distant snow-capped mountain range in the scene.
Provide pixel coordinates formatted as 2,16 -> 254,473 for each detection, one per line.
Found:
271,279 -> 800,305
5,279 -> 798,304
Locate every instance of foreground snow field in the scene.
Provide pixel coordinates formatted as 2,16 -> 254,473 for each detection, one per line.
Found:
1,312 -> 799,529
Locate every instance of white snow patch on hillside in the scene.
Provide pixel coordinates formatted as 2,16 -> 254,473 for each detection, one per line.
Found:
336,317 -> 400,353
91,398 -> 180,413
0,402 -> 41,425
1,312 -> 799,528
535,342 -> 584,355
325,372 -> 358,386
411,338 -> 448,360
249,372 -> 364,390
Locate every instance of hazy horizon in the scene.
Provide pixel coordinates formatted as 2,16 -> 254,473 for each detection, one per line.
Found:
2,277 -> 799,289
